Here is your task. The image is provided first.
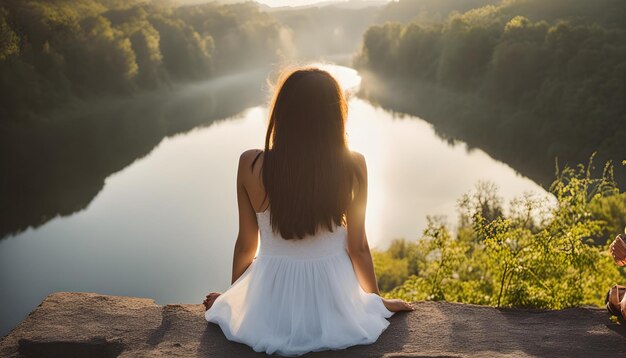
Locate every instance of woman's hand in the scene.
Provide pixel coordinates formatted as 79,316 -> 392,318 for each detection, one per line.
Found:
203,292 -> 221,311
610,235 -> 626,266
382,298 -> 415,312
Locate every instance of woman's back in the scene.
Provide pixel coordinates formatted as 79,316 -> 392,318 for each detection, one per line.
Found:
249,149 -> 351,259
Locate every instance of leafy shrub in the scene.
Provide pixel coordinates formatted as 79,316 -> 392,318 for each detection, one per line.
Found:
375,158 -> 623,309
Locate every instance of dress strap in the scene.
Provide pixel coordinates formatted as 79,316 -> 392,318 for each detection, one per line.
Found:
250,150 -> 263,171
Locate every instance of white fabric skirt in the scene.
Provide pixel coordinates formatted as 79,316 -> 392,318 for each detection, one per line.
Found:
205,250 -> 394,356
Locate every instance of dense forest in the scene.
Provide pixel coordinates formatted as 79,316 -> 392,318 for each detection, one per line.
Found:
355,0 -> 626,188
0,0 -> 290,119
0,0 -> 388,120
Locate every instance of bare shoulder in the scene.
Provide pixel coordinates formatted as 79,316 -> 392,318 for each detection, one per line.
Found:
349,150 -> 367,197
239,149 -> 263,166
238,149 -> 264,187
349,150 -> 366,171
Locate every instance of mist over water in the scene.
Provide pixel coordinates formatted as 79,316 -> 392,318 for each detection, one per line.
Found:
0,63 -> 546,336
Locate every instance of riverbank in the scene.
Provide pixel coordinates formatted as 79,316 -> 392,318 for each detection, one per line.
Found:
356,70 -> 626,191
1,292 -> 624,357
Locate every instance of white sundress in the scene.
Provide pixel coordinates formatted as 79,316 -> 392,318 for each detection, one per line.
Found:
205,209 -> 394,356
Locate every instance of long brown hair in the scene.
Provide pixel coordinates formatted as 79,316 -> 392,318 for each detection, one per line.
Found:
252,66 -> 363,240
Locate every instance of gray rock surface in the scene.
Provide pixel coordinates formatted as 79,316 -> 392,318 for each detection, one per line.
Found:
1,292 -> 624,357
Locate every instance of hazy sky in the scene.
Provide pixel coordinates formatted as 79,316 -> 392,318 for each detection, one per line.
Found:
176,0 -> 390,8
254,0 -> 387,7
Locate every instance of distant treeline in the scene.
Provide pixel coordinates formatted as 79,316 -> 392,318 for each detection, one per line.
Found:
375,0 -> 501,24
271,4 -> 379,59
355,0 -> 626,188
0,0 -> 289,119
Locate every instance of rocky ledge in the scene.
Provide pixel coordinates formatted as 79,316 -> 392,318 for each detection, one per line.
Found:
1,292 -> 624,357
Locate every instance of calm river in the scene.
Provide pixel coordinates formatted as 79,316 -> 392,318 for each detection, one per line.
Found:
0,63 -> 547,336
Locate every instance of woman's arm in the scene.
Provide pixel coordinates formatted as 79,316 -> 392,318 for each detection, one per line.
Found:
346,153 -> 414,312
231,151 -> 260,284
346,152 -> 380,294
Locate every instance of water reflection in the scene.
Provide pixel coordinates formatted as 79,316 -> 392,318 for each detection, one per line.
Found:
0,64 -> 548,337
0,67 -> 269,239
346,98 -> 548,243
